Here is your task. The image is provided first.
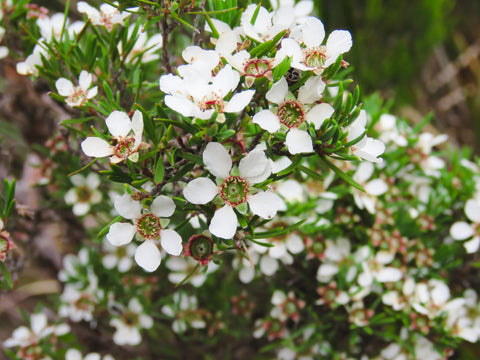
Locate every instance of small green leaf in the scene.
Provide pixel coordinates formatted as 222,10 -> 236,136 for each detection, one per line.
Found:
320,157 -> 365,192
97,215 -> 123,237
154,157 -> 165,184
0,261 -> 13,289
249,219 -> 306,239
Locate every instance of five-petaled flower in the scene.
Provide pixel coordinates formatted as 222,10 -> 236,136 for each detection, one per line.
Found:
56,70 -> 98,107
106,193 -> 183,272
183,142 -> 286,239
81,110 -> 148,163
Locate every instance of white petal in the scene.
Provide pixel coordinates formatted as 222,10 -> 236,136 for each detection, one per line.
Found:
183,177 -> 218,204
31,313 -> 47,334
135,240 -> 161,272
224,90 -> 255,113
239,150 -> 271,184
286,233 -> 304,254
354,161 -> 374,183
260,256 -> 278,276
325,30 -> 352,67
298,76 -> 326,104
79,70 -> 92,90
450,222 -> 474,240
56,78 -> 74,96
465,199 -> 480,223
65,349 -> 82,360
160,229 -> 183,256
81,137 -> 113,158
365,179 -> 388,196
306,103 -> 334,129
301,17 -> 325,48
266,77 -> 288,104
151,195 -> 175,218
285,128 -> 313,154
465,236 -> 480,254
356,138 -> 385,163
252,110 -> 281,133
106,222 -> 136,246
376,267 -> 402,282
248,192 -> 286,219
131,110 -> 144,137
209,205 -> 238,239
114,193 -> 142,219
106,111 -> 132,138
203,142 -> 232,179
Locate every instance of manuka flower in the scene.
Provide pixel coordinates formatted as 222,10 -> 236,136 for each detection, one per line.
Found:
109,298 -> 153,346
118,25 -> 163,64
345,110 -> 385,163
77,1 -> 136,31
277,16 -> 352,74
160,53 -> 254,123
81,110 -> 148,163
56,71 -> 97,107
183,142 -> 286,239
106,193 -> 182,272
252,76 -> 334,154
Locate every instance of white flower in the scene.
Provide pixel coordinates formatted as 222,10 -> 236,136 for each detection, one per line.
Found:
450,198 -> 480,253
64,172 -> 101,216
16,44 -> 50,76
59,285 -> 98,323
277,16 -> 352,74
252,76 -> 334,154
375,113 -> 407,147
160,59 -> 254,122
77,2 -> 136,31
110,298 -> 153,346
161,292 -> 206,333
4,313 -> 70,348
119,25 -> 163,63
56,71 -> 97,107
106,193 -> 182,272
36,13 -> 85,42
183,142 -> 285,239
81,110 -> 146,163
240,4 -> 295,43
345,110 -> 385,163
102,240 -> 136,272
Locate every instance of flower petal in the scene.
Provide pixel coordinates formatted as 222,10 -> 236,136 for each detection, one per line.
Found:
224,90 -> 255,113
239,150 -> 271,184
151,195 -> 175,218
135,240 -> 161,272
252,110 -> 281,133
450,222 -> 474,240
298,76 -> 326,104
209,205 -> 237,239
248,191 -> 286,219
56,78 -> 74,96
160,229 -> 183,256
306,103 -> 334,129
183,177 -> 218,204
465,199 -> 480,223
106,111 -> 132,138
465,236 -> 480,254
203,142 -> 232,179
325,30 -> 353,67
266,77 -> 288,104
114,193 -> 142,219
106,222 -> 136,246
285,128 -> 313,154
81,137 -> 113,158
301,17 -> 325,48
78,70 -> 92,90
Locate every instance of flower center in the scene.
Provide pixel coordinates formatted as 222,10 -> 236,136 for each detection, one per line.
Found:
76,185 -> 92,202
285,301 -> 297,315
135,214 -> 161,239
277,100 -> 305,128
303,46 -> 326,69
219,176 -> 249,206
114,137 -> 136,159
199,93 -> 224,113
243,59 -> 272,78
123,311 -> 139,326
